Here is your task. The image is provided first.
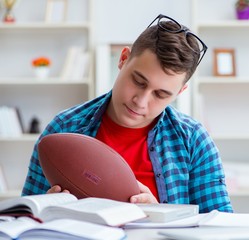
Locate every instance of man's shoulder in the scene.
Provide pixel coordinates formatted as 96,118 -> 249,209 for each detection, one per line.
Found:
46,93 -> 110,133
164,105 -> 200,129
162,106 -> 211,143
57,93 -> 109,120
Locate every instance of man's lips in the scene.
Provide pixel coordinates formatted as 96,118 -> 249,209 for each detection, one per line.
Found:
125,105 -> 143,116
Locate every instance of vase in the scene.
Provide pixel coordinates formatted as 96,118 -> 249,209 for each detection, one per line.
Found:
34,67 -> 50,80
236,7 -> 249,20
3,0 -> 17,23
3,9 -> 15,22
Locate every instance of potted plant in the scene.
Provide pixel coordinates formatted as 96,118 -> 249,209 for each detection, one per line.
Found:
32,57 -> 51,80
1,0 -> 17,22
235,0 -> 249,19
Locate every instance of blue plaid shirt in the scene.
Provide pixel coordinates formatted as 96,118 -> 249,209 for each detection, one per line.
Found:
22,91 -> 233,213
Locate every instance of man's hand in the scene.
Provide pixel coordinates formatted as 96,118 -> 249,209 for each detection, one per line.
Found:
130,181 -> 159,204
46,185 -> 70,194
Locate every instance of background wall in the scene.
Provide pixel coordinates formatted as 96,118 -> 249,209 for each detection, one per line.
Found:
93,0 -> 192,44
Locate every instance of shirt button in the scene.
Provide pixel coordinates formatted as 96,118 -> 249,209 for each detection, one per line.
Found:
156,173 -> 161,177
150,146 -> 155,151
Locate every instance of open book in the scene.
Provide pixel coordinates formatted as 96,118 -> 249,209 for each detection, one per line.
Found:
159,227 -> 249,240
125,209 -> 249,229
0,193 -> 200,227
0,217 -> 126,240
0,193 -> 146,227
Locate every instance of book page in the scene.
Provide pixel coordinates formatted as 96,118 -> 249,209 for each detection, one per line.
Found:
124,214 -> 207,229
21,219 -> 126,240
23,193 -> 77,216
40,197 -> 146,226
0,217 -> 126,240
199,210 -> 249,227
159,227 -> 249,240
0,193 -> 77,217
137,203 -> 199,223
0,217 -> 38,239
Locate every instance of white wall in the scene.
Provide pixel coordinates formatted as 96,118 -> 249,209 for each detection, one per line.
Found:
93,0 -> 192,44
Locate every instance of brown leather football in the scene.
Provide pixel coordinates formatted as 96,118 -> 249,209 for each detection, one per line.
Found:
38,133 -> 140,202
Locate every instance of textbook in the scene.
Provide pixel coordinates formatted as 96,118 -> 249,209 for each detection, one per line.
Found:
0,217 -> 126,240
0,193 -> 146,227
137,203 -> 199,223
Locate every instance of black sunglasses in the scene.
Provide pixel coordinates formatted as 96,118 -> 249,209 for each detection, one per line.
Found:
148,14 -> 208,66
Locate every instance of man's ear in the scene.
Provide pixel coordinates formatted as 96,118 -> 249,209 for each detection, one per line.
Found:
118,47 -> 131,69
178,84 -> 188,95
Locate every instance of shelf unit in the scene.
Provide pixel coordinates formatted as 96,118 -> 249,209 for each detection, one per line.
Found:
0,0 -> 93,198
191,0 -> 249,212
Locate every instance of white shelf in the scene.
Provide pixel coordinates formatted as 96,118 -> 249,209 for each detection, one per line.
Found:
212,135 -> 249,141
0,190 -> 21,200
198,77 -> 249,84
197,20 -> 249,29
229,191 -> 249,197
0,22 -> 90,30
0,134 -> 39,142
0,78 -> 89,85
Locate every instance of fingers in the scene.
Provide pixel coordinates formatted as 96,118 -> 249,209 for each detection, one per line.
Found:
46,185 -> 70,194
130,193 -> 158,204
130,180 -> 159,204
137,181 -> 153,194
47,185 -> 61,194
62,189 -> 70,193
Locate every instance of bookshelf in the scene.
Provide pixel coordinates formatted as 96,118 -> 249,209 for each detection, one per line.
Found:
191,0 -> 249,212
96,44 -> 129,97
0,0 -> 93,198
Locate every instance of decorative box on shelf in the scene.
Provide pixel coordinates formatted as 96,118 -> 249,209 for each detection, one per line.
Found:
236,0 -> 249,19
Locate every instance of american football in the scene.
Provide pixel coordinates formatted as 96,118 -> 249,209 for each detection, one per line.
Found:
38,133 -> 140,202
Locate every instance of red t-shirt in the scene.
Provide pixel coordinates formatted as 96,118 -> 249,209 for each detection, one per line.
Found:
96,113 -> 159,201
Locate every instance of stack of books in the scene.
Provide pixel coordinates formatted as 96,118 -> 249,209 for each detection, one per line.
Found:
60,46 -> 89,82
0,106 -> 23,137
1,192 -> 249,239
0,193 -> 199,240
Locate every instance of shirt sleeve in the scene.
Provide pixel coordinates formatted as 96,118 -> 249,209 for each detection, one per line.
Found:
21,142 -> 50,195
188,123 -> 233,213
21,115 -> 64,196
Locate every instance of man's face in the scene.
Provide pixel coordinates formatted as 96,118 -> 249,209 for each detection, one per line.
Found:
107,48 -> 187,128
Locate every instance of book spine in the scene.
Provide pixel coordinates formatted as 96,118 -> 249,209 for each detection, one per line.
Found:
0,106 -> 23,137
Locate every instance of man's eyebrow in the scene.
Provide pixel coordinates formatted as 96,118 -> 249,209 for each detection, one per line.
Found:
134,70 -> 173,96
134,70 -> 149,82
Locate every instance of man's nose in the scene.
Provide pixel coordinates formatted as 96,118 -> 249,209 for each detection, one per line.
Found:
132,91 -> 150,108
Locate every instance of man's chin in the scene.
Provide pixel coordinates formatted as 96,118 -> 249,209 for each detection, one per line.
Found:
119,117 -> 150,129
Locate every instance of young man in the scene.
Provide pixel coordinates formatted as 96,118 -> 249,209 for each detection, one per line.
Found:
22,14 -> 233,213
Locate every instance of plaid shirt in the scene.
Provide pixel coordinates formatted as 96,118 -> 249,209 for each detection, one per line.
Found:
22,91 -> 233,213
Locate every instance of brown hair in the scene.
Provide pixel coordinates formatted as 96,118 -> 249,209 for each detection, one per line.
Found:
130,22 -> 200,82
